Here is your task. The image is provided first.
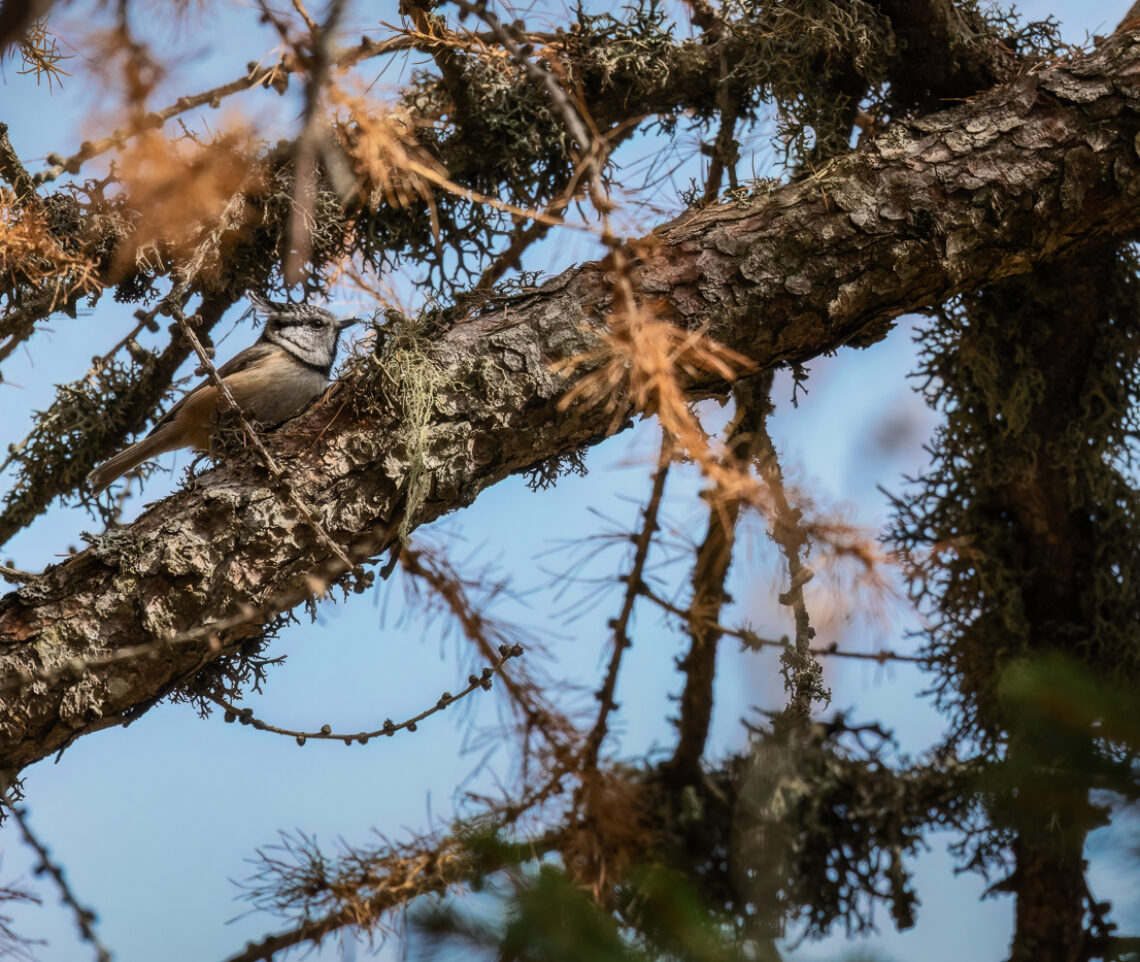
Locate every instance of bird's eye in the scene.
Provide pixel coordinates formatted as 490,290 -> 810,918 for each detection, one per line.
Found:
308,320 -> 323,329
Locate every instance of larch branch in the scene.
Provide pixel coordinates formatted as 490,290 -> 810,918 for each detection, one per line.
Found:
3,28 -> 1140,771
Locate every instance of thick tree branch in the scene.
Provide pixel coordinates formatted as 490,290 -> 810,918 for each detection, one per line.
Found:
581,437 -> 671,776
4,29 -> 1140,771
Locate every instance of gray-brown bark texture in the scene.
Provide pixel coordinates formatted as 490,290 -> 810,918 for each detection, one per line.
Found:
4,28 -> 1140,772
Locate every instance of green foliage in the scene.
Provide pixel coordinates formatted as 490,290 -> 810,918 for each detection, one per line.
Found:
410,860 -> 750,962
986,653 -> 1140,834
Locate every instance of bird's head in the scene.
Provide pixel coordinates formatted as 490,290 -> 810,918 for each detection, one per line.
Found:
249,294 -> 361,375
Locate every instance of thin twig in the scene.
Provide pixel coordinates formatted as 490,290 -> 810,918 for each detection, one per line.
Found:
670,376 -> 766,779
0,303 -> 171,479
449,0 -> 590,152
703,60 -> 740,200
473,118 -> 643,290
32,31 -> 422,184
580,434 -> 672,774
0,290 -> 60,364
474,218 -> 549,290
256,0 -> 347,284
691,4 -> 740,203
290,0 -> 320,34
398,544 -> 578,758
202,645 -> 522,744
754,387 -> 828,721
222,826 -> 564,962
401,0 -> 474,122
0,564 -> 36,584
641,586 -> 922,664
0,788 -> 113,962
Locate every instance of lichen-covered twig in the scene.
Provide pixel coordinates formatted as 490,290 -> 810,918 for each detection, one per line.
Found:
32,29 -> 457,186
754,384 -> 830,722
0,564 -> 35,585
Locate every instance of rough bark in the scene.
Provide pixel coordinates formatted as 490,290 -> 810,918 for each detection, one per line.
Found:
4,29 -> 1140,772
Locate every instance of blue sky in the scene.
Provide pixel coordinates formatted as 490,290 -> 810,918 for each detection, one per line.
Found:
0,1 -> 1126,961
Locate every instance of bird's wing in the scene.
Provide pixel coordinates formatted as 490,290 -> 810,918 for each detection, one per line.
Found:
147,341 -> 276,436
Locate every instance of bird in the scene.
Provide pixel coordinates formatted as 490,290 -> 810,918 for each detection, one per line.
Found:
87,295 -> 361,494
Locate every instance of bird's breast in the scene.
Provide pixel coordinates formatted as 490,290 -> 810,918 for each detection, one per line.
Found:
226,362 -> 329,425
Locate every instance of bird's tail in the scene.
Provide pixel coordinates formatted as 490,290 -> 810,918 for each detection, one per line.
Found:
87,430 -> 177,495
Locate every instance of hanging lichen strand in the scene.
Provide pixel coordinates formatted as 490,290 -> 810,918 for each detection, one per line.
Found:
891,246 -> 1140,742
889,246 -> 1140,958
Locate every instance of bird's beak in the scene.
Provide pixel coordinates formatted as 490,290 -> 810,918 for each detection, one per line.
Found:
338,316 -> 364,331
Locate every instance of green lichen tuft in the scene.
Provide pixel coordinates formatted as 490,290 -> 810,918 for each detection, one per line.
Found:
347,309 -> 455,541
